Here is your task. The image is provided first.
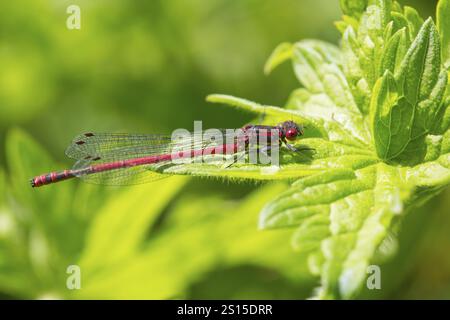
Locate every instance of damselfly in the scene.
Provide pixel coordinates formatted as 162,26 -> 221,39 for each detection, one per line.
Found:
30,120 -> 309,187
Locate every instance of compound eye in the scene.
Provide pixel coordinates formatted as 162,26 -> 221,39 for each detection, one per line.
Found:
285,128 -> 298,141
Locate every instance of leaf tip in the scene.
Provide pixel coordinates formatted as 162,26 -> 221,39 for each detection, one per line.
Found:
258,205 -> 272,230
263,42 -> 293,75
205,94 -> 221,103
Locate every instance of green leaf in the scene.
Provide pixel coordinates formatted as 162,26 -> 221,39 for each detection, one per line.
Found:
370,71 -> 413,160
251,0 -> 450,299
335,15 -> 360,34
396,19 -> 441,107
339,0 -> 396,114
260,163 -> 414,298
0,168 -> 5,205
404,6 -> 424,40
342,26 -> 371,112
340,0 -> 368,19
6,128 -> 72,205
286,40 -> 371,143
207,94 -> 300,119
79,176 -> 188,273
2,129 -> 92,297
75,183 -> 314,299
371,18 -> 448,164
407,152 -> 450,188
206,93 -> 326,138
434,97 -> 450,134
357,1 -> 392,76
260,168 -> 361,230
47,0 -> 447,300
391,11 -> 408,32
5,129 -> 77,252
264,42 -> 293,75
2,0 -> 449,301
155,137 -> 377,181
292,42 -> 347,97
380,28 -> 407,75
437,0 -> 450,68
391,1 -> 402,13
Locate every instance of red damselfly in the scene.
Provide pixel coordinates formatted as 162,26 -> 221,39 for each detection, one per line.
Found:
30,121 -> 308,187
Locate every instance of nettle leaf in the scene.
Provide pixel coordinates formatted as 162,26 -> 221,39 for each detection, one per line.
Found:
264,42 -> 293,75
342,26 -> 372,112
155,0 -> 450,299
355,0 -> 391,87
271,40 -> 371,146
246,1 -> 450,299
371,18 -> 448,164
380,27 -> 407,75
403,6 -> 424,40
438,0 -> 450,68
435,96 -> 450,134
165,94 -> 377,183
371,71 -> 412,160
79,176 -> 188,274
340,0 -> 368,18
260,162 -> 414,299
261,149 -> 449,299
75,183 -> 315,299
338,1 -> 429,118
335,15 -> 360,34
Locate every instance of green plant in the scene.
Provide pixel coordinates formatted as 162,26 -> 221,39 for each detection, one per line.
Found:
0,129 -> 316,299
154,0 -> 450,299
1,0 -> 449,300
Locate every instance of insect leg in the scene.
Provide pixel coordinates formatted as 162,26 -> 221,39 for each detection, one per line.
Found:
259,145 -> 272,158
282,138 -> 315,153
222,152 -> 246,169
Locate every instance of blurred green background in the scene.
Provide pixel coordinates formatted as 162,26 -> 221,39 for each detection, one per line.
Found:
1,0 -> 448,299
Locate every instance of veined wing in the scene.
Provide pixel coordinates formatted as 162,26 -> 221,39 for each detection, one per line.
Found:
65,131 -> 243,186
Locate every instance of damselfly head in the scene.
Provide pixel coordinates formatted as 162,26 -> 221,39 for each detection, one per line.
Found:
280,120 -> 303,141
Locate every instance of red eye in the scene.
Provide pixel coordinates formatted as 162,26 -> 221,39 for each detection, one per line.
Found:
285,128 -> 298,141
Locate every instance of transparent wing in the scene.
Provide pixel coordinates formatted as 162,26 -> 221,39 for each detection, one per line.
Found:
72,158 -> 171,186
65,131 -> 244,186
66,133 -> 174,160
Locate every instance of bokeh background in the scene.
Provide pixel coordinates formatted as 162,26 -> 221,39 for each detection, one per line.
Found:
1,0 -> 448,299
